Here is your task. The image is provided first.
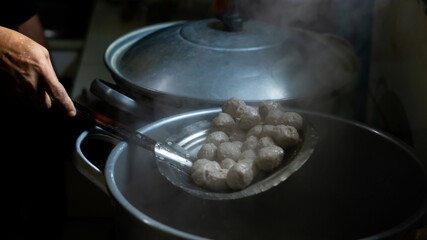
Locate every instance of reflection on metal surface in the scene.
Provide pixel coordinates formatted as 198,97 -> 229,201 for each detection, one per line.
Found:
154,143 -> 193,169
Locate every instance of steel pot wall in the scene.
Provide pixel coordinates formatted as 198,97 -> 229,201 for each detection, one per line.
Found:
74,109 -> 427,239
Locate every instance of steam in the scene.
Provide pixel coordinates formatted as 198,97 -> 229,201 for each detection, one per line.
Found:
112,0 -> 366,129
106,3 -> 427,236
230,0 -> 359,118
237,0 -> 338,33
112,1 -> 370,235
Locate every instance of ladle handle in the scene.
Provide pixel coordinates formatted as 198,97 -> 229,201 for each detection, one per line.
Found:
74,101 -> 193,171
74,100 -> 157,152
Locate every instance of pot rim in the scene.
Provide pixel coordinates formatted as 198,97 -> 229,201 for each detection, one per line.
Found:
103,108 -> 427,240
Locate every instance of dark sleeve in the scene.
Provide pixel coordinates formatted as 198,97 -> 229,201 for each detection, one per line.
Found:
0,0 -> 37,30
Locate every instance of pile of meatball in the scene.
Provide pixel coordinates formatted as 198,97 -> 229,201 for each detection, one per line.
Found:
191,98 -> 303,192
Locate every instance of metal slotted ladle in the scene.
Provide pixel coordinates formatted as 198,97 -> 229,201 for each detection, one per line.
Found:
157,108 -> 319,200
75,102 -> 318,200
74,101 -> 194,172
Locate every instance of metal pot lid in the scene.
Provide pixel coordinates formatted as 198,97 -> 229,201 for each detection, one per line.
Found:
105,18 -> 358,103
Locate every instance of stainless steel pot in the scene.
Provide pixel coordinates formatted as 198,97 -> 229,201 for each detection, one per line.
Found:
92,18 -> 359,119
74,109 -> 427,239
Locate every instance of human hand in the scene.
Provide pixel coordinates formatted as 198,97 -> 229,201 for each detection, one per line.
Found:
0,26 -> 76,116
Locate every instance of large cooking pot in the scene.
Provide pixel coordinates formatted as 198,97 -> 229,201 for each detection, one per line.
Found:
74,109 -> 427,239
91,17 -> 359,119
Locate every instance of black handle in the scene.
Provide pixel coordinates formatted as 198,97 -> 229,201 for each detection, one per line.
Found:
90,78 -> 141,115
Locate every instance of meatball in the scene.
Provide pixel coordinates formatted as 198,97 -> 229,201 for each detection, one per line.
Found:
241,136 -> 258,151
191,159 -> 221,186
239,149 -> 257,161
235,105 -> 261,130
246,125 -> 263,138
226,162 -> 255,190
239,150 -> 259,175
217,141 -> 242,161
229,128 -> 247,142
257,146 -> 285,171
206,131 -> 229,146
205,168 -> 228,191
220,158 -> 236,170
264,110 -> 303,130
281,112 -> 303,130
238,157 -> 259,176
259,124 -> 276,138
273,125 -> 300,148
259,100 -> 282,119
197,143 -> 217,161
194,97 -> 305,192
222,97 -> 246,118
264,109 -> 285,125
211,112 -> 235,133
191,159 -> 211,174
256,136 -> 276,151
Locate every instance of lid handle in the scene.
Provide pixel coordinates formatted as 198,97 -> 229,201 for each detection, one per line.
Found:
216,2 -> 248,32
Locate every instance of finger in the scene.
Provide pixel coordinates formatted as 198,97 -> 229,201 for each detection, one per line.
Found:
43,91 -> 52,110
33,85 -> 50,110
40,64 -> 76,117
32,78 -> 52,110
46,80 -> 76,117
